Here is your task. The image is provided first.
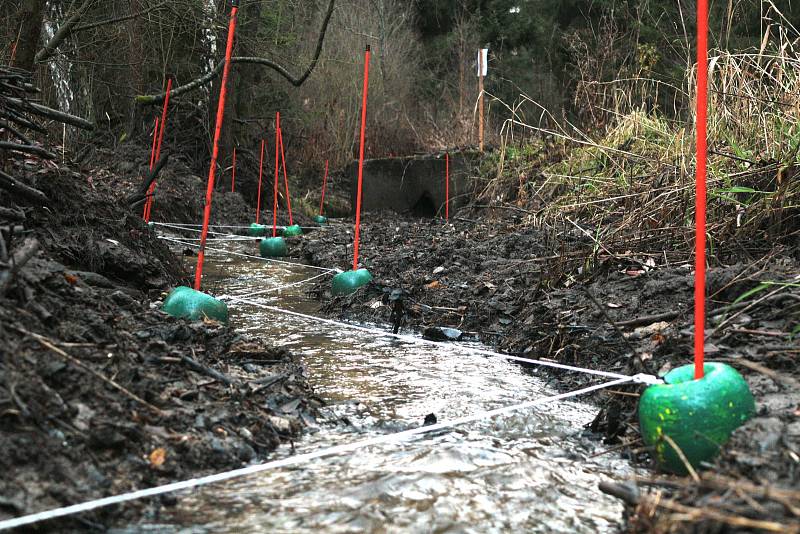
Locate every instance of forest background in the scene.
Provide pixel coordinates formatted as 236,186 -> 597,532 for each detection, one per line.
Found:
2,0 -> 797,181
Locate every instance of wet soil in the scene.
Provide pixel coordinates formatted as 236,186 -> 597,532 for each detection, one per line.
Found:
0,145 -> 320,530
301,211 -> 800,531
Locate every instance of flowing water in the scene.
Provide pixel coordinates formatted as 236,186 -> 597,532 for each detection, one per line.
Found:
133,237 -> 634,533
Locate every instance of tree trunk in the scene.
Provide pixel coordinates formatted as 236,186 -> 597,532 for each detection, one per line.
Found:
12,0 -> 47,71
126,0 -> 146,134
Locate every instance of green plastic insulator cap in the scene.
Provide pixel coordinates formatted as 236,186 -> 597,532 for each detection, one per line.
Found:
259,237 -> 288,257
638,362 -> 755,474
248,223 -> 268,237
313,215 -> 328,224
282,224 -> 303,237
161,286 -> 229,324
331,268 -> 373,295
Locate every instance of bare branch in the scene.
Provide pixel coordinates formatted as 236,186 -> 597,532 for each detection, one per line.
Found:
72,1 -> 169,33
136,0 -> 337,105
34,0 -> 95,64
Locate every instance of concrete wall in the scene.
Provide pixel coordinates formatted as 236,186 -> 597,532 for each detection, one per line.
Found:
346,152 -> 478,216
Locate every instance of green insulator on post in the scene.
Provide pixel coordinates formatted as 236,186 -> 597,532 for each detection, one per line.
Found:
161,286 -> 229,324
259,236 -> 288,257
313,215 -> 328,224
282,224 -> 303,237
638,362 -> 755,474
331,268 -> 372,295
248,223 -> 268,237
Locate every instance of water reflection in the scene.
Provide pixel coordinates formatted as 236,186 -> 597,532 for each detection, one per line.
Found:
131,239 -> 632,533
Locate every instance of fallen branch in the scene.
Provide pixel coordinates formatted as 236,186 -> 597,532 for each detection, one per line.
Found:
181,352 -> 238,386
0,169 -> 49,204
7,97 -> 94,130
718,357 -> 800,389
615,310 -> 681,328
126,151 -> 170,209
0,237 -> 39,296
136,0 -> 336,104
1,109 -> 48,133
0,120 -> 34,144
0,140 -> 57,159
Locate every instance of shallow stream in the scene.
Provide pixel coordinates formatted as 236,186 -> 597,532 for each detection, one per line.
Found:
134,238 -> 633,533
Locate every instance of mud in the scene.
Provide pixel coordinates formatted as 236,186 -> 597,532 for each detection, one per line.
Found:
301,211 -> 800,531
2,137 -> 798,531
0,145 -> 320,530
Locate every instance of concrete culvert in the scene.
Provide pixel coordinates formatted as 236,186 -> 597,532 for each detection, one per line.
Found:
348,153 -> 480,216
411,193 -> 437,218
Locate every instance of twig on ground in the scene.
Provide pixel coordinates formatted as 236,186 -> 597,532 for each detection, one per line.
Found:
615,311 -> 681,328
0,237 -> 39,296
181,349 -> 238,386
8,325 -> 166,417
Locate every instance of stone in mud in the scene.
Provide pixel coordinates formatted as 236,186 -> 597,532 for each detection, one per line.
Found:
423,326 -> 463,341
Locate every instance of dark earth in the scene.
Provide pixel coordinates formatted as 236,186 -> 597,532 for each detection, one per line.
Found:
2,142 -> 799,532
0,146 -> 322,531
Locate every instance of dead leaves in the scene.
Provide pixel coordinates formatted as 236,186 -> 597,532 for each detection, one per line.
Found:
148,447 -> 167,468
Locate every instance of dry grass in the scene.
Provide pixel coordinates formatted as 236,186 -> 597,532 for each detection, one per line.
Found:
479,30 -> 800,265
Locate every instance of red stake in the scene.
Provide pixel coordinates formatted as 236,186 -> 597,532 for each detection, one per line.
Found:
145,77 -> 172,222
445,152 -> 450,221
694,0 -> 709,380
319,160 -> 329,216
278,126 -> 294,226
255,139 -> 265,224
231,147 -> 237,192
353,45 -> 371,272
272,112 -> 280,237
143,117 -> 159,219
194,2 -> 238,291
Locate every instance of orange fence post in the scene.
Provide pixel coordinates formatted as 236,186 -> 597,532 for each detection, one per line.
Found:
194,1 -> 239,291
352,45 -> 371,271
694,0 -> 709,380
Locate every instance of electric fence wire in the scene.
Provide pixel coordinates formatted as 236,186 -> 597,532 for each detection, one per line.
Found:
232,297 -> 661,385
157,235 -> 339,273
0,376 -> 636,532
220,270 -> 335,303
153,221 -> 324,232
